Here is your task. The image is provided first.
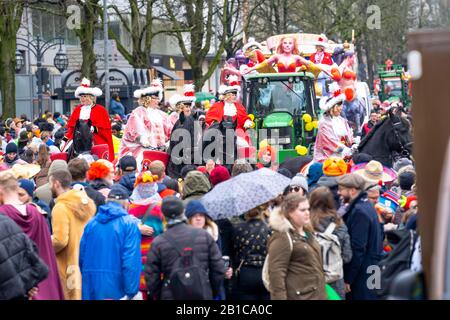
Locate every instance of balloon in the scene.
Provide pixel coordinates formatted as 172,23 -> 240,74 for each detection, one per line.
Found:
331,67 -> 341,81
315,82 -> 322,96
344,87 -> 354,101
305,122 -> 314,132
302,114 -> 312,123
311,120 -> 319,129
295,145 -> 308,156
248,114 -> 255,121
259,139 -> 269,149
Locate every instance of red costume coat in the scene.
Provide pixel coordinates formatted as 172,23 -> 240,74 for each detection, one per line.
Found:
310,52 -> 333,65
66,104 -> 114,161
205,101 -> 251,144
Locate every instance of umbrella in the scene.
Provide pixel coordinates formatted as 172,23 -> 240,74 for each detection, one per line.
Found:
200,168 -> 290,220
195,92 -> 216,102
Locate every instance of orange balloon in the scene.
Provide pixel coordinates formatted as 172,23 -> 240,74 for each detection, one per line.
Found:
331,68 -> 341,81
344,88 -> 354,101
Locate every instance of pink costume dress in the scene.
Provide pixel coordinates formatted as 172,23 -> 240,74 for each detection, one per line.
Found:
119,106 -> 173,169
313,114 -> 354,162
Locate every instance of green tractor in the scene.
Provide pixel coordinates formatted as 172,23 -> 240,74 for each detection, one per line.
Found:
241,72 -> 320,164
376,64 -> 412,108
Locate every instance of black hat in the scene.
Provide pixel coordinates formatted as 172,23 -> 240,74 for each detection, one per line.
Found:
108,184 -> 129,200
161,196 -> 185,219
19,131 -> 29,143
5,142 -> 18,154
39,122 -> 54,132
119,155 -> 137,172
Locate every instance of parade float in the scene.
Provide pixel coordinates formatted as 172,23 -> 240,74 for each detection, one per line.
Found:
374,59 -> 412,108
237,33 -> 357,164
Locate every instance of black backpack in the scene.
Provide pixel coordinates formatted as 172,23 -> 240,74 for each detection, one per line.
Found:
377,229 -> 418,298
162,229 -> 213,300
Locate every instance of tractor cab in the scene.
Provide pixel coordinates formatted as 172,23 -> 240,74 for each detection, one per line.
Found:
376,63 -> 412,108
242,72 -> 319,163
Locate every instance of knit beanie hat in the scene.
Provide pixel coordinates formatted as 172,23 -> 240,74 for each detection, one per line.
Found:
48,160 -> 69,177
161,196 -> 185,219
18,179 -> 35,197
307,162 -> 324,186
185,200 -> 211,220
323,157 -> 348,177
393,158 -> 413,173
290,174 -> 308,193
209,165 -> 231,186
399,171 -> 416,191
5,142 -> 18,155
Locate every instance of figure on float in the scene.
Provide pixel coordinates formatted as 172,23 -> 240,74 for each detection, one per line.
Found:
204,75 -> 254,166
313,82 -> 354,162
119,79 -> 173,170
167,84 -> 200,178
62,78 -> 114,161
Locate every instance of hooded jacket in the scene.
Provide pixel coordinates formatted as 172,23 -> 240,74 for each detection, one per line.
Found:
71,181 -> 106,212
342,191 -> 383,300
267,209 -> 327,300
0,214 -> 49,300
80,202 -> 141,300
119,173 -> 136,196
182,171 -> 211,203
144,222 -> 225,300
52,189 -> 96,300
0,204 -> 64,300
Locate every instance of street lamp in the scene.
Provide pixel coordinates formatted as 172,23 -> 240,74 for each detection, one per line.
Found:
15,50 -> 25,72
54,49 -> 69,73
16,35 -> 68,117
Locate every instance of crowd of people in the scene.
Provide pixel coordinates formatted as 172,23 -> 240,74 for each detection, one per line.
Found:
0,33 -> 418,301
0,107 -> 418,300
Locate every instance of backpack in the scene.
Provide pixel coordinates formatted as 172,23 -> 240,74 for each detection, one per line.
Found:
377,229 -> 417,298
262,231 -> 293,292
315,222 -> 343,283
162,229 -> 213,300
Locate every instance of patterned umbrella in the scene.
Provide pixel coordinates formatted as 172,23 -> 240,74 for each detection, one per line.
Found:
195,92 -> 216,102
200,168 -> 290,220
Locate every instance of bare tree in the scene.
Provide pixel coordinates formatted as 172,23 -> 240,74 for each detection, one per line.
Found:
31,0 -> 102,83
107,0 -> 175,68
163,0 -> 243,90
0,0 -> 26,118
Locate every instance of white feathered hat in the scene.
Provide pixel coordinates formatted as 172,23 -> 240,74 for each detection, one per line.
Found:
168,84 -> 196,108
320,82 -> 345,112
313,34 -> 329,48
219,75 -> 241,95
133,78 -> 164,101
242,37 -> 263,52
74,78 -> 103,98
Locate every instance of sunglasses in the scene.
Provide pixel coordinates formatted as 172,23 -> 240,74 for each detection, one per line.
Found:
289,186 -> 302,192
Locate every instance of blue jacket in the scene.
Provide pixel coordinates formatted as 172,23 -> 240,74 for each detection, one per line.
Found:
119,173 -> 136,196
343,192 -> 383,300
79,202 -> 141,300
110,99 -> 126,119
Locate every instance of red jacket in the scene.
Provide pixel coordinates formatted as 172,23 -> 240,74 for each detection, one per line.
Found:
66,104 -> 114,161
205,101 -> 250,131
205,101 -> 251,144
310,52 -> 333,65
